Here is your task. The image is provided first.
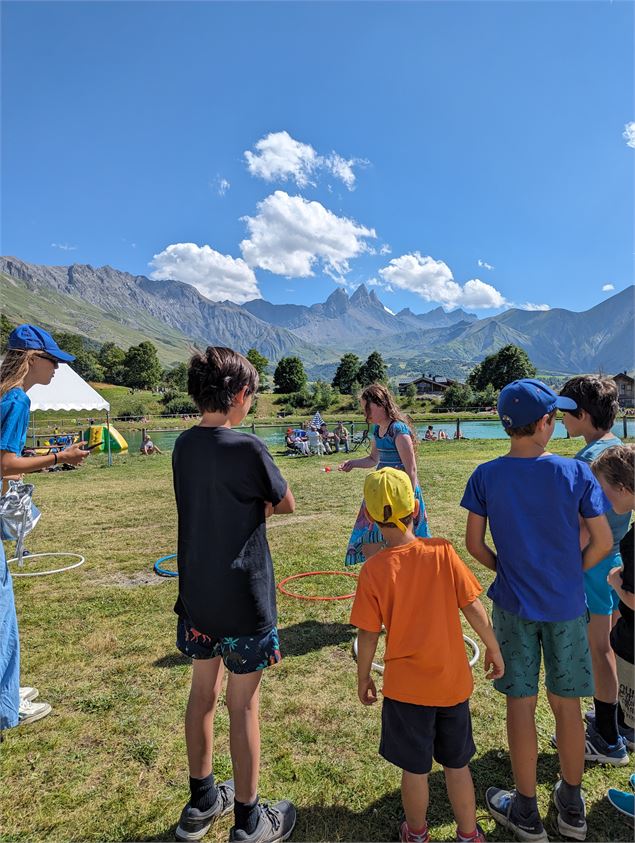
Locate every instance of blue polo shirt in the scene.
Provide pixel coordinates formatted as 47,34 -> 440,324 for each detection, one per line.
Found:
461,454 -> 610,622
575,437 -> 631,555
0,387 -> 30,458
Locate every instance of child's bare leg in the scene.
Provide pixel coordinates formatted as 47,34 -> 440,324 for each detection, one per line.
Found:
547,692 -> 584,785
444,766 -> 477,833
506,696 -> 538,796
226,670 -> 263,803
588,613 -> 618,703
186,657 -> 225,777
401,770 -> 429,830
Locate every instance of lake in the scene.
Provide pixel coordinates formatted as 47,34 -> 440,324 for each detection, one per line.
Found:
124,418 -> 634,453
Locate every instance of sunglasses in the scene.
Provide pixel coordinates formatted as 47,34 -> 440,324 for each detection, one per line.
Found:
35,353 -> 59,366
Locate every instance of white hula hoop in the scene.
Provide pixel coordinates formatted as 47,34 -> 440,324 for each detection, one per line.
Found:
353,633 -> 480,674
7,552 -> 86,577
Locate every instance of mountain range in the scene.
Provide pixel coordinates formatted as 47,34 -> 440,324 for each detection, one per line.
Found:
1,255 -> 633,379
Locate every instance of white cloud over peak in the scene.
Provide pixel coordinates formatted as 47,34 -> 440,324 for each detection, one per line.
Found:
244,131 -> 366,190
378,252 -> 507,309
150,243 -> 260,304
623,122 -> 635,149
517,302 -> 551,311
478,258 -> 495,270
240,190 -> 376,279
602,283 -> 615,292
51,242 -> 77,251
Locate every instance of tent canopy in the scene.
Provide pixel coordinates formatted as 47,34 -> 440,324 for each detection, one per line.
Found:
27,364 -> 110,412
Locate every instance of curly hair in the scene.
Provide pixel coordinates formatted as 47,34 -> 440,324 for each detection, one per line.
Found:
187,347 -> 258,414
591,444 -> 634,494
361,383 -> 416,442
560,376 -> 620,431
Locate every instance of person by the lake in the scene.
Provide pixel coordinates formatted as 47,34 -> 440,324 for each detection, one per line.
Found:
171,346 -> 297,843
560,376 -> 632,761
423,425 -> 437,441
351,467 -> 503,843
589,445 -> 635,821
140,433 -> 163,455
340,383 -> 430,565
0,325 -> 90,733
461,378 -> 613,842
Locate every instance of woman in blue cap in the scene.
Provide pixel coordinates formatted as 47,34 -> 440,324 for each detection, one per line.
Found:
0,325 -> 90,733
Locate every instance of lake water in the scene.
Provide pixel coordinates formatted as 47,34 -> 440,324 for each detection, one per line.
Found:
124,418 -> 634,453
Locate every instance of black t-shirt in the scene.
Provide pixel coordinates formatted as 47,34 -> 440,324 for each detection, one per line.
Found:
172,426 -> 287,637
611,523 -> 633,664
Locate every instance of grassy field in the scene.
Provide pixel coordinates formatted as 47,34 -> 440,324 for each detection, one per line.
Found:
1,439 -> 632,842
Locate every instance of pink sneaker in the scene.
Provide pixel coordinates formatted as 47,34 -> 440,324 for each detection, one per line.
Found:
399,821 -> 430,842
456,824 -> 486,842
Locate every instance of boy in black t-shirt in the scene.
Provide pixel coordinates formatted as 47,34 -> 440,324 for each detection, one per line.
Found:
172,347 -> 296,843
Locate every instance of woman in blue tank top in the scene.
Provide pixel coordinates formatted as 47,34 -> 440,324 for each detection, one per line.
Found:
339,383 -> 430,565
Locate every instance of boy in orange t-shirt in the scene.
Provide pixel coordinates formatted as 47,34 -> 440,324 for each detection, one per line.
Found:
351,467 -> 504,843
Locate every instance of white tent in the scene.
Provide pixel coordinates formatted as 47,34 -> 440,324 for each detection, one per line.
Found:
28,364 -> 110,412
28,364 -> 113,465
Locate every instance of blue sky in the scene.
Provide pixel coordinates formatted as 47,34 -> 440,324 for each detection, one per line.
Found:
2,1 -> 633,317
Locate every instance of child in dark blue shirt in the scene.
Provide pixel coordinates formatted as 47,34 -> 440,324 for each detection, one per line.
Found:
461,379 -> 613,842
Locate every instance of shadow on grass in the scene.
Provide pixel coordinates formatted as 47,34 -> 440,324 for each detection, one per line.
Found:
154,652 -> 190,668
279,620 -> 355,658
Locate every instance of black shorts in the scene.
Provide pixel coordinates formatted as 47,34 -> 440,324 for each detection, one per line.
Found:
380,696 -> 476,774
176,617 -> 282,674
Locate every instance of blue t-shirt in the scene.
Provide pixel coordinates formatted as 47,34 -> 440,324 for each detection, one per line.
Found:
461,454 -> 610,622
575,437 -> 631,556
0,388 -> 30,459
373,420 -> 410,469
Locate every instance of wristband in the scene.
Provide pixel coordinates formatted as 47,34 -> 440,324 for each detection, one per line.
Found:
52,453 -> 58,466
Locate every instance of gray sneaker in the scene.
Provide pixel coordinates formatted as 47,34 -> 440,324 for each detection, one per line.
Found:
485,787 -> 548,842
175,779 -> 235,841
18,698 -> 52,726
553,780 -> 587,841
229,800 -> 297,843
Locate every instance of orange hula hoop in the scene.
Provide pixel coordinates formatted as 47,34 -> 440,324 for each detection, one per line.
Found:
277,570 -> 358,601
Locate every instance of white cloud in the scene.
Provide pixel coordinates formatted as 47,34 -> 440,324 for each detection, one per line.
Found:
517,302 -> 551,311
623,122 -> 635,148
379,251 -> 507,309
244,131 -> 365,190
602,283 -> 615,292
51,242 -> 77,251
240,190 -> 376,279
217,178 -> 230,196
379,244 -> 392,255
150,243 -> 260,304
478,259 -> 495,270
384,305 -> 396,315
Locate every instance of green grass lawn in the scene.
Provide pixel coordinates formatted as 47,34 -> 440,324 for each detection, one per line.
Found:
1,439 -> 632,842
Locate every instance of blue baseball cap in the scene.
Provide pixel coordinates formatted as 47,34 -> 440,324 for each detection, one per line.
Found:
7,324 -> 76,363
498,378 -> 577,429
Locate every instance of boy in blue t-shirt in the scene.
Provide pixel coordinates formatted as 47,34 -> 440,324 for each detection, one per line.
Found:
461,379 -> 613,842
560,376 -> 632,761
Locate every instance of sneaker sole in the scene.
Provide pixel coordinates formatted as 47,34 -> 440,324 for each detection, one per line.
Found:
486,800 -> 549,842
18,703 -> 51,726
175,823 -> 213,842
584,748 -> 629,767
553,792 -> 587,841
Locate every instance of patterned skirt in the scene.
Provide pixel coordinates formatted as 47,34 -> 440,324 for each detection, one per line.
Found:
344,482 -> 430,566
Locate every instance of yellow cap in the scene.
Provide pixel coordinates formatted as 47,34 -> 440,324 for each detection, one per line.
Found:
364,467 -> 415,533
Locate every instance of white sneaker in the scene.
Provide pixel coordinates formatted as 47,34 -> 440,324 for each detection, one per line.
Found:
19,686 -> 39,703
18,698 -> 52,726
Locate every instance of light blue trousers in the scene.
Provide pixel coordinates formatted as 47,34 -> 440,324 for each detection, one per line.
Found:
0,541 -> 20,730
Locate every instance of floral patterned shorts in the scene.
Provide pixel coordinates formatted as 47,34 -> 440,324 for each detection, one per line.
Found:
176,618 -> 281,674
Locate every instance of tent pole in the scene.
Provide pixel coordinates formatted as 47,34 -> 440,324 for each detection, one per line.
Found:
107,410 -> 113,467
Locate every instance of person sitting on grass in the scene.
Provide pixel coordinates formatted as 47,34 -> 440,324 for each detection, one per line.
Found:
140,433 -> 162,455
351,466 -> 504,843
590,445 -> 635,821
172,346 -> 296,843
461,378 -> 613,842
423,425 -> 437,441
559,376 -> 632,761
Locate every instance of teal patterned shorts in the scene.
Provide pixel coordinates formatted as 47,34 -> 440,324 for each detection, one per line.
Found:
492,604 -> 593,698
177,618 -> 281,674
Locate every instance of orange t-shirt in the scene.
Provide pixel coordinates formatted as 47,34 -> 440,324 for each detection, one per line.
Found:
350,538 -> 483,707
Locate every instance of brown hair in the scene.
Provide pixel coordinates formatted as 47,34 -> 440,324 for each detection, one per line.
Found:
0,349 -> 38,398
374,504 -> 414,531
591,444 -> 635,494
560,376 -> 620,431
505,409 -> 557,438
361,383 -> 417,442
187,346 -> 258,414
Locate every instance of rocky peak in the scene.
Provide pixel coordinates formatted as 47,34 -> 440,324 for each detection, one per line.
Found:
324,286 -> 350,316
